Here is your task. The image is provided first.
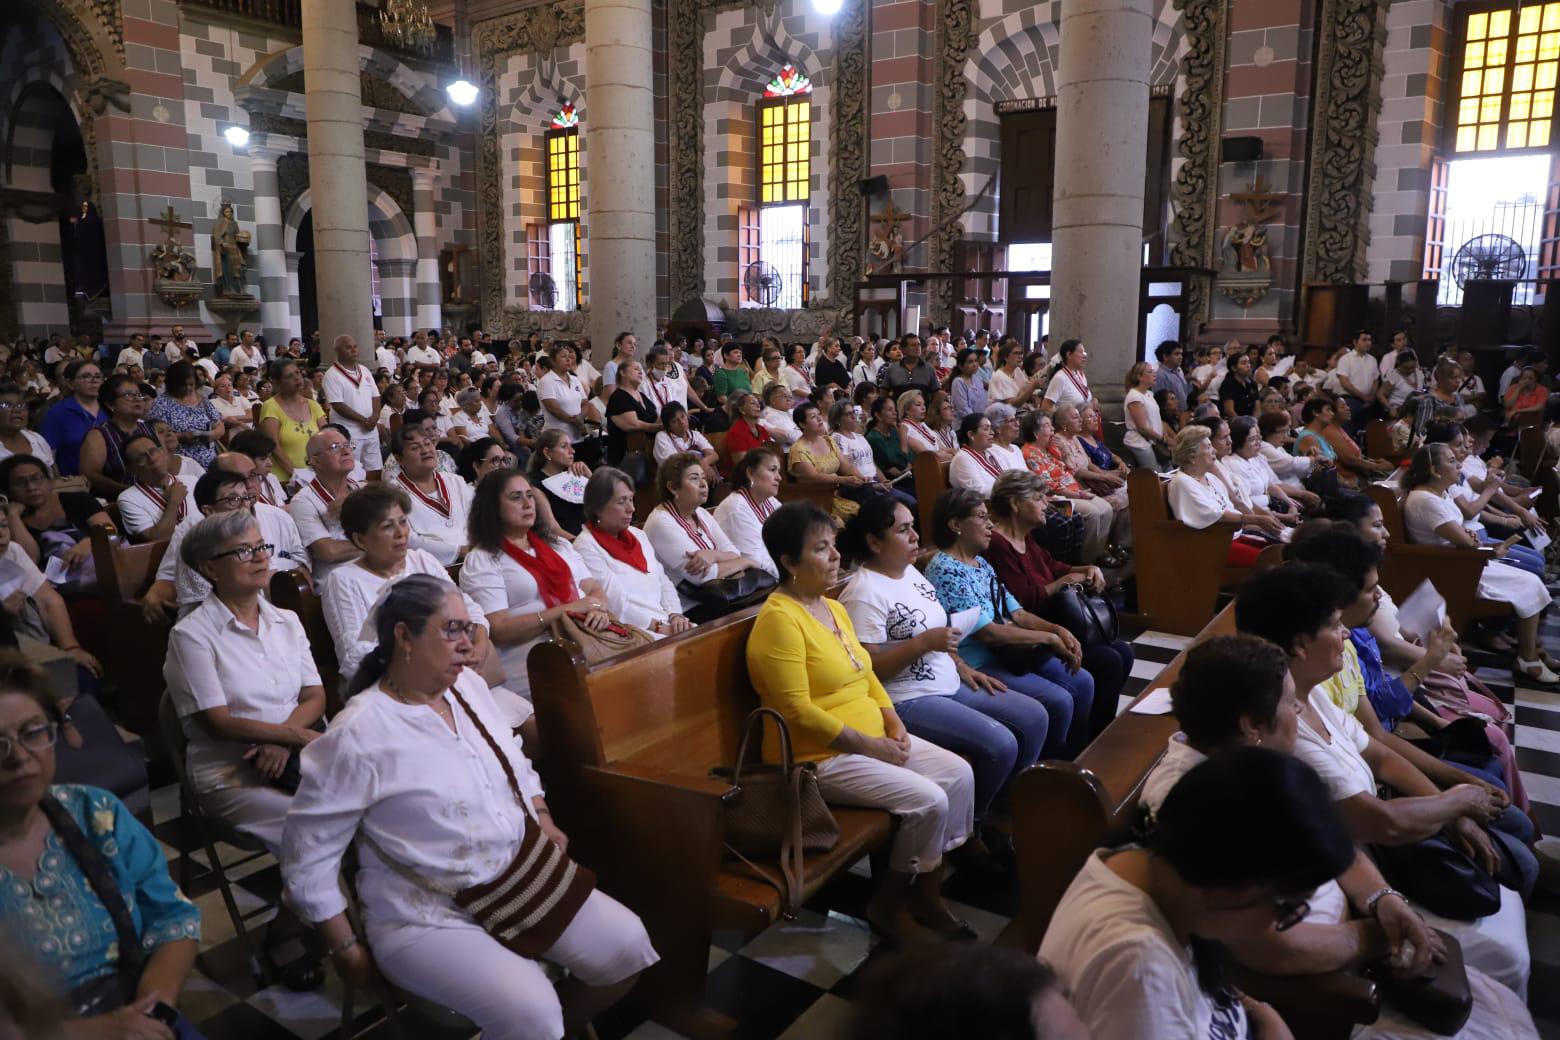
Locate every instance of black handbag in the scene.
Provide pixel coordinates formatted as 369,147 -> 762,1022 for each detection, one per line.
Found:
1368,833 -> 1502,921
264,719 -> 326,795
987,574 -> 1051,675
1043,582 -> 1119,646
677,568 -> 778,623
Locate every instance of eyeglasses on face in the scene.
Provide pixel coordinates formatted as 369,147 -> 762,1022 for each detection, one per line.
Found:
208,540 -> 273,563
212,491 -> 258,509
0,721 -> 59,759
118,392 -> 150,403
126,444 -> 165,467
437,619 -> 479,642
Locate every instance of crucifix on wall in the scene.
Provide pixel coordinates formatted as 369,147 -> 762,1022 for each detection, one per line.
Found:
867,199 -> 908,274
1218,176 -> 1284,306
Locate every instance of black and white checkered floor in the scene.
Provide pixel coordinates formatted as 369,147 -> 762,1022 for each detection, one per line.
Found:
150,614 -> 1560,1039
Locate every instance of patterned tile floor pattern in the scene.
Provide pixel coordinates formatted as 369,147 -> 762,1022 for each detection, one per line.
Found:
153,614 -> 1560,1039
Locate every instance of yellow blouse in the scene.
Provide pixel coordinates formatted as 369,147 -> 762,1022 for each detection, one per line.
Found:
259,396 -> 325,478
787,438 -> 860,520
746,593 -> 891,762
1319,638 -> 1365,717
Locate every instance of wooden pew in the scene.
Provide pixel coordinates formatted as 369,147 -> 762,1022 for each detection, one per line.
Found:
527,609 -> 894,1039
1126,468 -> 1245,636
911,450 -> 948,533
87,526 -> 171,742
777,445 -> 840,512
1364,484 -> 1509,633
1010,605 -> 1380,1039
1515,422 -> 1557,520
1363,420 -> 1410,468
268,571 -> 341,712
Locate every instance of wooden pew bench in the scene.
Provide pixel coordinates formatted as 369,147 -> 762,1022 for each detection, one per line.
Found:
1127,468 -> 1248,636
911,450 -> 948,534
527,607 -> 894,1039
1010,605 -> 1381,1039
86,526 -> 171,743
1364,484 -> 1510,634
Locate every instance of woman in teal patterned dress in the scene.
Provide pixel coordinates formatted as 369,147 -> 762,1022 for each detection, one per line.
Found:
0,652 -> 202,1037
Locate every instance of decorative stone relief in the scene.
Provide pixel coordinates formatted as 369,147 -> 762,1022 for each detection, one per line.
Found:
1302,0 -> 1388,285
928,0 -> 975,324
472,2 -> 586,333
1168,0 -> 1227,326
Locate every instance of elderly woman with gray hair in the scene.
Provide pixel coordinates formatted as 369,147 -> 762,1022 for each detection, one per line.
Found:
1167,425 -> 1284,568
573,467 -> 693,635
164,509 -> 327,988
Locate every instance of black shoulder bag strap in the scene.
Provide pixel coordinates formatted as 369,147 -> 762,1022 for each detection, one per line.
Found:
39,794 -> 147,1002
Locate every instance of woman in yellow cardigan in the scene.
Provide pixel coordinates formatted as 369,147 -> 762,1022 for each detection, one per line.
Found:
746,501 -> 975,945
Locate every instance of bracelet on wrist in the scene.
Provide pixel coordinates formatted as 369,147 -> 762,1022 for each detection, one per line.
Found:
326,934 -> 359,958
1364,886 -> 1402,917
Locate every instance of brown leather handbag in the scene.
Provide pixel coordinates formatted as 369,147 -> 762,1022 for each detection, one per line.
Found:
551,609 -> 655,663
1371,928 -> 1473,1036
711,707 -> 839,916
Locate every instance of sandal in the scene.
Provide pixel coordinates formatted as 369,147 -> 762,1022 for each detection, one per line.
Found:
263,935 -> 325,992
1515,658 -> 1560,687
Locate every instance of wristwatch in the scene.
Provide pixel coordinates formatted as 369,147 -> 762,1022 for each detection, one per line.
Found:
1365,886 -> 1403,917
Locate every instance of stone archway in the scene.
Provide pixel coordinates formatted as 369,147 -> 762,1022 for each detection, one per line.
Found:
283,185 -> 417,339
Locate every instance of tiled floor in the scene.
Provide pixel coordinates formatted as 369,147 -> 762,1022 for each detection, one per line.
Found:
150,611 -> 1560,1039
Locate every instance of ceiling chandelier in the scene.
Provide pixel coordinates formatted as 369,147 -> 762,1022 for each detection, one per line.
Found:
380,0 -> 436,52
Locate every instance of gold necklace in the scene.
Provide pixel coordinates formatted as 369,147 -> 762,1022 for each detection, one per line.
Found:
382,678 -> 452,717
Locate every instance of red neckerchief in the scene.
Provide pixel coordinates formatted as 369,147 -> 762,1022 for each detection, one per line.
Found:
586,522 -> 648,573
905,419 -> 935,446
332,362 -> 363,388
1062,366 -> 1090,401
962,446 -> 1003,479
740,489 -> 776,522
309,476 -> 357,505
501,532 -> 578,607
788,363 -> 813,388
663,503 -> 714,551
396,470 -> 451,518
136,479 -> 186,522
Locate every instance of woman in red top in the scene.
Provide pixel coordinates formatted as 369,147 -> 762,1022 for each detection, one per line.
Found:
983,469 -> 1133,739
724,391 -> 771,467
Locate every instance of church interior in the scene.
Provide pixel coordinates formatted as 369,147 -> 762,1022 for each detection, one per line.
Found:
2,0 -> 1560,1037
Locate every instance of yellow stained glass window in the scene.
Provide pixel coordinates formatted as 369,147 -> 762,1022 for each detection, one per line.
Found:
546,128 -> 581,221
758,97 -> 811,206
1455,2 -> 1560,152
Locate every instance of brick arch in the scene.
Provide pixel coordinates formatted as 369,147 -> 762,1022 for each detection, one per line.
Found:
18,0 -> 126,86
240,44 -> 454,124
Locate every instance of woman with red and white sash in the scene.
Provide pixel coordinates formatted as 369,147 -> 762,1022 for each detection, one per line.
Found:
390,424 -> 474,566
459,469 -> 612,690
574,467 -> 693,635
712,447 -> 783,580
642,452 -> 762,587
947,414 -> 1006,497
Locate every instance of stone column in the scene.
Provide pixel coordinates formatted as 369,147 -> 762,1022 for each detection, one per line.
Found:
585,0 -> 656,365
301,0 -> 373,366
410,166 -> 443,334
249,145 -> 292,347
284,253 -> 302,342
1049,0 -> 1153,408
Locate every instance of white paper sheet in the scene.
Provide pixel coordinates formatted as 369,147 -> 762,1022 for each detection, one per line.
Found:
947,606 -> 981,640
42,555 -> 72,586
1527,526 -> 1552,553
1129,686 -> 1174,715
1396,579 -> 1447,643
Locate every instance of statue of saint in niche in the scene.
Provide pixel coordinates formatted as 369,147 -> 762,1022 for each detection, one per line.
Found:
210,202 -> 251,297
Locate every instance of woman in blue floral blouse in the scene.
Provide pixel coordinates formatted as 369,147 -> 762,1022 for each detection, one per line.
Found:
0,653 -> 202,1038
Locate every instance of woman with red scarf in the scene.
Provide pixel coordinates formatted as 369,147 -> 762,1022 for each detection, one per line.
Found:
459,469 -> 615,689
573,467 -> 693,635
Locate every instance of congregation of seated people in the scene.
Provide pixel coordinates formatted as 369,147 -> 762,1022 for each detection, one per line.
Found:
0,321 -> 1555,1039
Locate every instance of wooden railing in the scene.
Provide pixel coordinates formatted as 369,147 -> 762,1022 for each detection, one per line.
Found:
180,0 -> 456,65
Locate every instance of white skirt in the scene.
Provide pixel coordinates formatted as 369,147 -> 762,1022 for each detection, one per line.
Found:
1477,560 -> 1552,619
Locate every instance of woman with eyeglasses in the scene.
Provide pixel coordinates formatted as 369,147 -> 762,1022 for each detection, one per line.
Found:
38,358 -> 105,478
0,381 -> 54,473
0,652 -> 206,1037
164,511 -> 326,990
284,575 -> 657,1040
323,484 -> 499,703
1043,749 -> 1361,1040
457,437 -> 516,486
0,454 -> 112,593
78,373 -> 155,498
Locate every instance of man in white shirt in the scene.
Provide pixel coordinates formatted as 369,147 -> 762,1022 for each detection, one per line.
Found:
1334,329 -> 1379,437
288,428 -> 361,586
321,333 -> 383,476
372,329 -> 398,374
115,333 -> 147,372
164,326 -> 190,364
404,328 -> 441,368
1376,328 -> 1410,378
229,330 -> 263,373
116,432 -> 196,543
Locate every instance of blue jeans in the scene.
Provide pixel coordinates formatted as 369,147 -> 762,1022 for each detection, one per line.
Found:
1448,759 -> 1538,898
895,684 -> 1051,818
1479,533 -> 1547,577
1081,640 -> 1134,737
983,659 -> 1094,758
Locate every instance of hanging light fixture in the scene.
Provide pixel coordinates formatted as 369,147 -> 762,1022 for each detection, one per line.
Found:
446,79 -> 479,107
380,0 -> 436,53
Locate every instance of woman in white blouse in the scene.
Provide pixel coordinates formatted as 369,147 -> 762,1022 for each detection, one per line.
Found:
1166,426 -> 1283,569
898,389 -> 953,462
987,338 -> 1043,408
322,483 -> 498,701
575,467 -> 693,634
1224,416 -> 1317,514
1121,361 -> 1165,470
1041,339 -> 1093,415
460,469 -> 614,690
759,383 -> 803,448
947,414 -> 1005,497
851,341 -> 882,386
166,510 -> 326,989
282,575 -> 658,1040
712,448 -> 782,579
389,424 -> 475,565
643,452 -> 761,587
652,400 -> 719,481
1256,410 -> 1314,489
1402,444 -> 1556,685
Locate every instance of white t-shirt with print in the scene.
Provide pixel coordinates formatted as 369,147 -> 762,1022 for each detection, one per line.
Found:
839,567 -> 959,703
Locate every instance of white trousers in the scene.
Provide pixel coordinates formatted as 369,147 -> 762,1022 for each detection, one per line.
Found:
350,430 -> 383,472
1417,884 -> 1530,998
813,735 -> 974,874
1063,496 -> 1115,562
372,888 -> 659,1040
199,784 -> 292,857
1359,965 -> 1537,1039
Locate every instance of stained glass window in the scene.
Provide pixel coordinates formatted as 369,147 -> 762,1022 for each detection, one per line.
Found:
764,64 -> 812,98
545,126 -> 583,310
551,101 -> 578,129
759,97 -> 811,204
1454,3 -> 1560,152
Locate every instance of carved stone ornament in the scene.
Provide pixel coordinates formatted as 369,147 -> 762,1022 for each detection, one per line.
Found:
927,0 -> 975,324
500,305 -> 589,337
472,2 -> 586,332
1167,0 -> 1228,326
1301,0 -> 1388,285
